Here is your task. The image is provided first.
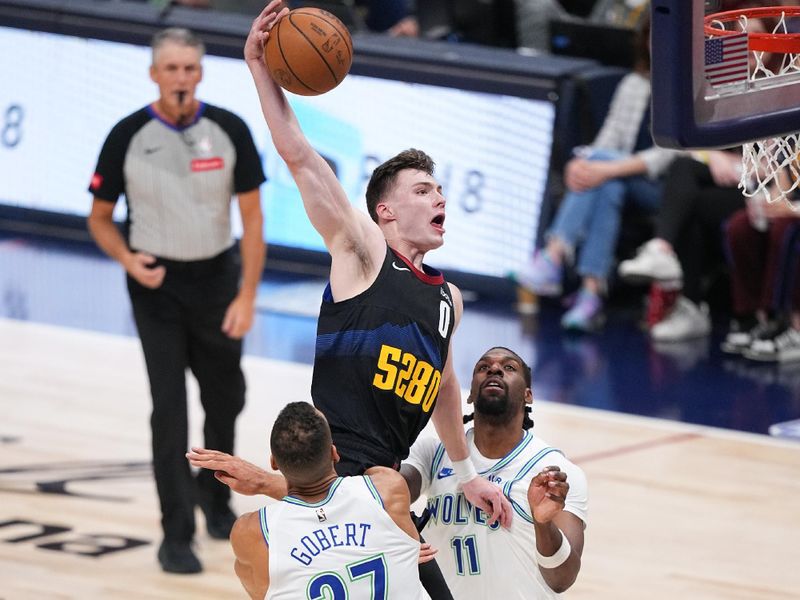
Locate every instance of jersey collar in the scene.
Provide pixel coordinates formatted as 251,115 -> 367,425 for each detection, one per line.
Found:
147,101 -> 205,131
390,247 -> 444,285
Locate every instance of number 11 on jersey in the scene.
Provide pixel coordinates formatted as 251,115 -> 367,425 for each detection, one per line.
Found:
450,535 -> 480,576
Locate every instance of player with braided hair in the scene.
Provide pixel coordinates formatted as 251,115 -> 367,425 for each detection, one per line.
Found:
402,346 -> 588,598
462,346 -> 535,431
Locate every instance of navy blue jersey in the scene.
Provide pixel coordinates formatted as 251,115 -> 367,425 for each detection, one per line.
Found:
312,246 -> 456,467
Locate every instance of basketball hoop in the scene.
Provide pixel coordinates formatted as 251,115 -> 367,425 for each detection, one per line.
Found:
704,7 -> 800,53
705,6 -> 800,208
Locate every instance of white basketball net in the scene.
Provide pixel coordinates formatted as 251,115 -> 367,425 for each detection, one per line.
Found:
734,12 -> 800,207
741,136 -> 800,204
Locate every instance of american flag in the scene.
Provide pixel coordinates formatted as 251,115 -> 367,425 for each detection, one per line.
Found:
705,32 -> 750,86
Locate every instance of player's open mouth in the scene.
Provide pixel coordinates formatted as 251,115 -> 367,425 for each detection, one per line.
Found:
482,379 -> 505,391
431,214 -> 445,232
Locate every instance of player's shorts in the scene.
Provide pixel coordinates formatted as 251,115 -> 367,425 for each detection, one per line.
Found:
331,428 -> 402,476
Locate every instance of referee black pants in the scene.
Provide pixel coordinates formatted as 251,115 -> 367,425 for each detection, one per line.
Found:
128,247 -> 245,543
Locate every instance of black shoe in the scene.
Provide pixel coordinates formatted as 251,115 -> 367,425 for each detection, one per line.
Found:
199,501 -> 237,540
157,540 -> 202,574
721,318 -> 782,355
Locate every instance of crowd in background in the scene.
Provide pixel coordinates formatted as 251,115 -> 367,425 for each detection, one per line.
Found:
129,0 -> 647,48
111,0 -> 800,363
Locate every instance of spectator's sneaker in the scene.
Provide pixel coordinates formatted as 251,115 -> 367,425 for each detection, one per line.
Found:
645,282 -> 681,328
512,251 -> 563,297
561,289 -> 604,332
618,239 -> 683,282
721,319 -> 783,355
650,296 -> 711,342
744,328 -> 800,363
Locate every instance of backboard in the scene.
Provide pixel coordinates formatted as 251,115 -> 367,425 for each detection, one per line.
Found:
651,0 -> 800,149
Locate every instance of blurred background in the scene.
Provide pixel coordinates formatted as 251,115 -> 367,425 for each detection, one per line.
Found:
1,0 -> 798,440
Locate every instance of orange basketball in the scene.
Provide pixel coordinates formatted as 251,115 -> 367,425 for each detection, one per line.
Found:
265,8 -> 353,96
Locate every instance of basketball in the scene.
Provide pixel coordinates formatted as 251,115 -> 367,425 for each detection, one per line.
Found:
265,8 -> 353,96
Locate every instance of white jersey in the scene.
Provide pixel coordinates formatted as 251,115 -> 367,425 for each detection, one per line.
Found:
404,427 -> 589,600
259,476 -> 425,600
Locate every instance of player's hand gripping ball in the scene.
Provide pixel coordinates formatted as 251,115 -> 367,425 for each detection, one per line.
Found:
265,8 -> 353,96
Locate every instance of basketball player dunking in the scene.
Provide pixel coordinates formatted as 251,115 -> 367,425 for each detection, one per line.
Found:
200,3 -> 511,597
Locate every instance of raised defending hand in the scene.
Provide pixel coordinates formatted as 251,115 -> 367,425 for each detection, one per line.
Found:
244,1 -> 290,64
462,476 -> 512,528
527,466 -> 569,524
186,447 -> 284,497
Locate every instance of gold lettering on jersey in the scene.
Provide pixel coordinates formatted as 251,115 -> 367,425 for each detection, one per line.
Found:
372,344 -> 442,412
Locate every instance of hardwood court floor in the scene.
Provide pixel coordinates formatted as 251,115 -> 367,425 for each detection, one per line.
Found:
2,318 -> 799,599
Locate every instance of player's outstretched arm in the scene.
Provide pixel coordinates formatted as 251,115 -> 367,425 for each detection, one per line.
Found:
430,286 -> 511,527
186,447 -> 288,500
231,511 -> 271,599
527,466 -> 584,593
244,1 -> 384,269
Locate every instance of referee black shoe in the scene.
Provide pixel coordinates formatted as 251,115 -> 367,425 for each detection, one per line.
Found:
157,540 -> 202,574
198,497 -> 237,540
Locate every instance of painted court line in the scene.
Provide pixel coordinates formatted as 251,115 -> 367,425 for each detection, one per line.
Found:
571,432 -> 702,464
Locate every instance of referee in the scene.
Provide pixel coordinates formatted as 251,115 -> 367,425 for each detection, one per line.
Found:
87,27 -> 266,574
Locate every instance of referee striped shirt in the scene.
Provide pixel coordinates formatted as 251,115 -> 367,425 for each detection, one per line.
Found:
89,103 -> 265,261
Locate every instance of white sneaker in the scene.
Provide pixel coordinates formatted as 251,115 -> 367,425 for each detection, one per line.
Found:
618,239 -> 683,282
744,328 -> 800,363
650,297 -> 711,342
721,320 -> 783,354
